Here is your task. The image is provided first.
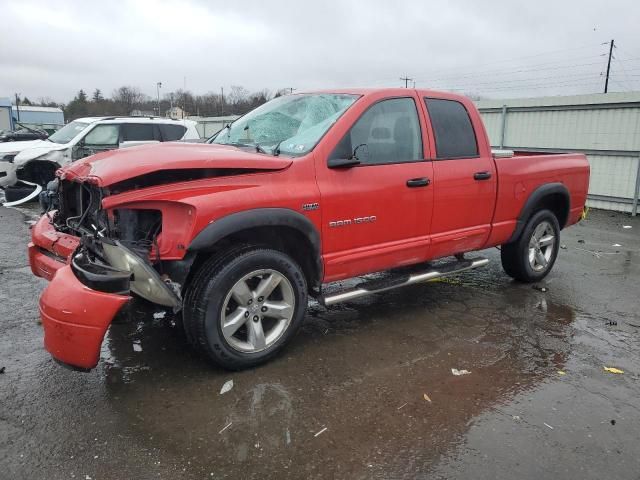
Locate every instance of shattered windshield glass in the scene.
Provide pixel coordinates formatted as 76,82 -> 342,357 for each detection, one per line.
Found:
48,121 -> 90,144
210,93 -> 359,155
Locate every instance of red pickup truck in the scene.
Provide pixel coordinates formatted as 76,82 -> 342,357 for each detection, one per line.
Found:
30,88 -> 589,371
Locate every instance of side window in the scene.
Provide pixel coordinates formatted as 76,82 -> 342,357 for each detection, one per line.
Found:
330,98 -> 423,165
424,98 -> 478,159
121,123 -> 155,142
83,124 -> 119,146
159,124 -> 187,141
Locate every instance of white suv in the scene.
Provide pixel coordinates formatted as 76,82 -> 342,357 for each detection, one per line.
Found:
0,116 -> 200,201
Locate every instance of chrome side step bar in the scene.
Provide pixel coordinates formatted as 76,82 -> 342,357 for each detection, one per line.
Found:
320,257 -> 489,306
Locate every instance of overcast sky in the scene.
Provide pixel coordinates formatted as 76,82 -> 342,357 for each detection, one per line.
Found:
2,0 -> 639,103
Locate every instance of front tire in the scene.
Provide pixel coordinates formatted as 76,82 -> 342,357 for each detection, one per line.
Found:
501,209 -> 560,282
183,247 -> 308,370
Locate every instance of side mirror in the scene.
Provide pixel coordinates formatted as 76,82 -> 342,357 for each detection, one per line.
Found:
327,143 -> 368,169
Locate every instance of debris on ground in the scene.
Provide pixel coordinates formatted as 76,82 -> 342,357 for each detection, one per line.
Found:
574,247 -> 620,259
132,341 -> 142,352
451,368 -> 471,376
622,225 -> 632,229
0,366 -> 5,374
220,380 -> 234,394
397,402 -> 408,410
611,419 -> 616,425
577,239 -> 585,243
153,311 -> 166,320
606,320 -> 618,326
314,427 -> 328,437
218,422 -> 232,434
612,243 -> 622,247
604,366 -> 624,374
557,370 -> 566,375
513,415 -> 521,421
536,299 -> 548,312
543,422 -> 554,430
423,393 -> 432,403
560,244 -> 567,249
533,285 -> 548,292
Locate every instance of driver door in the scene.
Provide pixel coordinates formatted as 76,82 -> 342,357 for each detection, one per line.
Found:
73,124 -> 120,160
315,96 -> 434,282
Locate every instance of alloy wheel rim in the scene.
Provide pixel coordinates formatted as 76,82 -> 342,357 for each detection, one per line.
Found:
221,269 -> 295,353
528,220 -> 555,272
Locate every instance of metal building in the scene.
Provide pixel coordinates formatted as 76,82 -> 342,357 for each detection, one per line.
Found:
475,92 -> 640,215
0,98 -> 13,131
12,105 -> 64,133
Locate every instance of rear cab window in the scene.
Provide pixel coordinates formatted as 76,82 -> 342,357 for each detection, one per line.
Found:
424,98 -> 478,159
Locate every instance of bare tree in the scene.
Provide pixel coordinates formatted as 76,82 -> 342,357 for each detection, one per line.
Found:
112,86 -> 147,114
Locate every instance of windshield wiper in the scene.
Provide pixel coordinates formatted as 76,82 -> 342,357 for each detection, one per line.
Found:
272,139 -> 284,156
255,144 -> 269,155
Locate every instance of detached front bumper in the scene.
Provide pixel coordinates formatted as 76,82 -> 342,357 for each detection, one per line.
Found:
30,214 -> 181,370
40,264 -> 130,370
30,215 -> 132,370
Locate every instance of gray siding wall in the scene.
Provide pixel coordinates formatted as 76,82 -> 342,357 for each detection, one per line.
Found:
476,92 -> 640,215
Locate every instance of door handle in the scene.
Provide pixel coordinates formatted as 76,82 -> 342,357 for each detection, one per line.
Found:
474,171 -> 492,180
406,177 -> 431,187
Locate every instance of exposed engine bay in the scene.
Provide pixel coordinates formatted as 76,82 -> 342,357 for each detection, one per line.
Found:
43,178 -> 182,309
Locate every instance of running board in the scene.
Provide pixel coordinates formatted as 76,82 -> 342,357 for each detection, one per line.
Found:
319,257 -> 489,306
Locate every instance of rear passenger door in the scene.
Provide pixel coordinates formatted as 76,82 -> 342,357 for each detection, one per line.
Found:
423,97 -> 497,259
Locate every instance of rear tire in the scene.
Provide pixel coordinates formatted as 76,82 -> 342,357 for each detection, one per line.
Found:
501,209 -> 560,282
183,247 -> 307,370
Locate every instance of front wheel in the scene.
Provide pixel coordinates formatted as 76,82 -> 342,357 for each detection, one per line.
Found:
183,247 -> 308,370
501,209 -> 560,282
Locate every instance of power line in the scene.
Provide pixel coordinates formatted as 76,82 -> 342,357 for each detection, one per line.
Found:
423,71 -> 604,90
413,42 -> 605,78
416,57 -> 607,84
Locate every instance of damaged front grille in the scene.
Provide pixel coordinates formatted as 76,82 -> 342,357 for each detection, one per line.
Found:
53,181 -> 162,259
53,180 -> 105,236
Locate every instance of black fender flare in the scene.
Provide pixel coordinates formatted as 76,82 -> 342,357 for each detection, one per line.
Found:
508,182 -> 570,243
188,207 -> 322,285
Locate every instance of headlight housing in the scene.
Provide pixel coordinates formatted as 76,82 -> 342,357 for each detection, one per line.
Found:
1,152 -> 18,163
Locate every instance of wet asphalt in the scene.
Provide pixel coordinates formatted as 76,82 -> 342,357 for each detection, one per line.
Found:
1,202 -> 639,480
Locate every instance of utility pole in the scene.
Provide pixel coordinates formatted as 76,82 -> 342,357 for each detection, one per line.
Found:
15,93 -> 20,122
400,75 -> 413,88
221,87 -> 224,116
604,39 -> 614,94
156,82 -> 162,116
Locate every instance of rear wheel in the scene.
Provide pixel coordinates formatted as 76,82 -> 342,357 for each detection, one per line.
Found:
183,247 -> 307,370
501,209 -> 560,282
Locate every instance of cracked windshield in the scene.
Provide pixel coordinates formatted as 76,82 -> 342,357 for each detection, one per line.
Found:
210,93 -> 358,155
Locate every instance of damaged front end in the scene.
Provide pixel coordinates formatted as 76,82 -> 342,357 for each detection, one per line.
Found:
38,178 -> 184,370
48,178 -> 182,308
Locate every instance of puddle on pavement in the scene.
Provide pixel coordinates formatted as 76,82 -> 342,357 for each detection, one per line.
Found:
89,275 -> 578,478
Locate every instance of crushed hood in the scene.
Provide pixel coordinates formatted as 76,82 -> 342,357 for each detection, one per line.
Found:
60,142 -> 294,186
0,139 -> 60,155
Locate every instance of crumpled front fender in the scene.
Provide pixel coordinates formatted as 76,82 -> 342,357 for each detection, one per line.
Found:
40,265 -> 130,370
